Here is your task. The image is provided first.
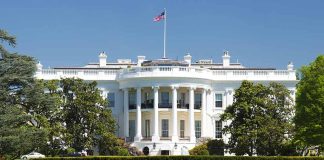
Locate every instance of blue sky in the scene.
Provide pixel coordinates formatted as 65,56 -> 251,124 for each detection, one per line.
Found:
1,0 -> 323,69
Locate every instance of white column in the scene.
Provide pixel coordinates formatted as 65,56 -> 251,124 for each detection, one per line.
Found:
152,86 -> 160,142
189,86 -> 196,142
171,85 -> 178,142
134,87 -> 142,142
201,88 -> 207,138
123,88 -> 129,138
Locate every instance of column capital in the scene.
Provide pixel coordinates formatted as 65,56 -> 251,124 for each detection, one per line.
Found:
136,87 -> 142,90
152,86 -> 159,90
122,88 -> 129,91
201,87 -> 208,92
206,88 -> 213,94
171,85 -> 179,90
225,88 -> 233,95
189,86 -> 196,91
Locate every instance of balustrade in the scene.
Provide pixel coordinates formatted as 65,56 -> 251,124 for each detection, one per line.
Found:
39,66 -> 295,81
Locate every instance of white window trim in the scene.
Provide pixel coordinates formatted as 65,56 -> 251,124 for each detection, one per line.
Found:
213,91 -> 225,111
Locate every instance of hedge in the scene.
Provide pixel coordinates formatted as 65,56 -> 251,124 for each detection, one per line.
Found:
37,156 -> 324,160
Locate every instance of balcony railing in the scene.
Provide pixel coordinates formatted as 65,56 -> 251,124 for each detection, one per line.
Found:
141,103 -> 153,109
118,66 -> 296,81
129,103 -> 202,110
158,103 -> 172,108
37,66 -> 296,81
37,69 -> 118,80
177,103 -> 189,109
194,104 -> 202,109
129,104 -> 136,110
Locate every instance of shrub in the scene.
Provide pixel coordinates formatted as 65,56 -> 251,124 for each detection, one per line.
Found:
278,142 -> 298,156
66,147 -> 76,154
115,147 -> 130,156
39,155 -> 324,160
189,144 -> 209,155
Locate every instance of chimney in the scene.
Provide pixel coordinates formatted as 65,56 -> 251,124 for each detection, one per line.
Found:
287,62 -> 294,70
36,61 -> 43,71
137,56 -> 146,66
99,52 -> 107,67
184,53 -> 192,66
222,51 -> 230,67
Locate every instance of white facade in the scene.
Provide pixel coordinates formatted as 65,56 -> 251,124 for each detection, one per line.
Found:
35,52 -> 297,155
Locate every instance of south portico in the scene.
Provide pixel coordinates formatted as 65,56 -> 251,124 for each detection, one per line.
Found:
121,84 -> 211,155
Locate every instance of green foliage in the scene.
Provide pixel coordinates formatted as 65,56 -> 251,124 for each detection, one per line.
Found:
0,29 -> 16,58
278,141 -> 299,156
0,29 -> 49,159
294,55 -> 324,148
0,29 -> 124,158
207,139 -> 225,155
66,147 -> 76,154
43,78 -> 119,155
190,139 -> 225,156
37,156 -> 324,160
189,144 -> 209,155
221,81 -> 294,156
113,147 -> 130,156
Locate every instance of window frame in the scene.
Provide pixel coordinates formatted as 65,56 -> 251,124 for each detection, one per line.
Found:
195,120 -> 201,138
215,93 -> 223,108
161,92 -> 169,104
107,92 -> 115,107
215,120 -> 222,138
161,119 -> 169,137
180,120 -> 185,138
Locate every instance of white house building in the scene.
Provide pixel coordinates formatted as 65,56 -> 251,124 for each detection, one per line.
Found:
35,51 -> 297,155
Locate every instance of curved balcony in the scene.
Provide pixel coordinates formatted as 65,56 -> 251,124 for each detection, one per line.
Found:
118,66 -> 209,80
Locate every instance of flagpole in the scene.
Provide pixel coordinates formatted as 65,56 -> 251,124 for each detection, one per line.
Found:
163,8 -> 167,59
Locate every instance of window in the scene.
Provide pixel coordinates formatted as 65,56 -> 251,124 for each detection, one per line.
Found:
180,93 -> 186,107
144,120 -> 150,137
161,92 -> 169,104
129,92 -> 136,105
129,120 -> 135,138
180,120 -> 185,138
195,120 -> 201,138
215,93 -> 223,108
144,92 -> 149,102
107,93 -> 115,107
215,120 -> 222,138
194,93 -> 202,109
162,119 -> 169,137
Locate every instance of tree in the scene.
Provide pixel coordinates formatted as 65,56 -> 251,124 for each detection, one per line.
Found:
294,55 -> 324,153
206,139 -> 225,156
221,80 -> 294,156
48,78 -> 118,154
0,29 -> 16,58
0,29 -> 49,159
255,82 -> 294,155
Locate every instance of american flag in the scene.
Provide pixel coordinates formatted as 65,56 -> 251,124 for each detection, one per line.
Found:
153,11 -> 165,22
